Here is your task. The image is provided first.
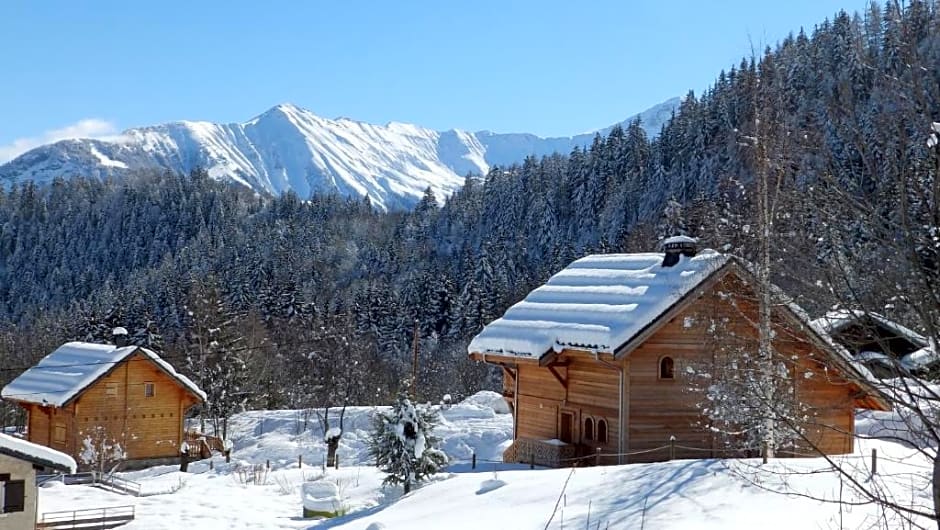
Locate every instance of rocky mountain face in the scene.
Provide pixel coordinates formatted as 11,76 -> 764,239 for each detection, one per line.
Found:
0,98 -> 678,210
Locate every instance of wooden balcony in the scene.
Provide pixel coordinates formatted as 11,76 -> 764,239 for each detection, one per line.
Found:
183,431 -> 226,459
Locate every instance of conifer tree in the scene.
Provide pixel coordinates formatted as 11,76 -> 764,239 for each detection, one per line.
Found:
368,389 -> 448,494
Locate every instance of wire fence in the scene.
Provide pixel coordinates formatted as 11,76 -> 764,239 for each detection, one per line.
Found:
454,438 -> 896,476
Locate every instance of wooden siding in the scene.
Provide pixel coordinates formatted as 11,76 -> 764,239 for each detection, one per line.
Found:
504,269 -> 861,466
20,349 -> 200,465
625,273 -> 858,461
513,353 -> 622,464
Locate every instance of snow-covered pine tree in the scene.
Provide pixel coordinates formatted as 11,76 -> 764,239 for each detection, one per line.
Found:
368,389 -> 448,494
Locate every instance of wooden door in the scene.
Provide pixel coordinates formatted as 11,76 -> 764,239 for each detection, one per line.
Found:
559,411 -> 575,444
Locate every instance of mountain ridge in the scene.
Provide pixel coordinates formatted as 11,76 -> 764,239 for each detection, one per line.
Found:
0,97 -> 679,210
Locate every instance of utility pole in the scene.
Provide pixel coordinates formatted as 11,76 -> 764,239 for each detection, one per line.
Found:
411,319 -> 419,400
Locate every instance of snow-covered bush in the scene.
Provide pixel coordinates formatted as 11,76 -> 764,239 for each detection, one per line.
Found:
368,390 -> 448,493
233,462 -> 269,486
79,425 -> 125,473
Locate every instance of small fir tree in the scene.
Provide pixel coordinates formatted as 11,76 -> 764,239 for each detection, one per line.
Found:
368,389 -> 448,494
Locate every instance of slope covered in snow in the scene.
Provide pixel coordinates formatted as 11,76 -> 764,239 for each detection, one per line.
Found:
34,390 -> 935,529
0,99 -> 679,210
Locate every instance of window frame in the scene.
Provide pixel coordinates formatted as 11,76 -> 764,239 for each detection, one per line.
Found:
144,381 -> 155,398
658,355 -> 676,380
596,418 -> 608,444
583,417 -> 595,442
53,423 -> 66,444
0,477 -> 25,514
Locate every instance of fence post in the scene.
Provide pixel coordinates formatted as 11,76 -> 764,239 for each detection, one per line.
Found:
298,455 -> 303,468
335,455 -> 339,470
529,451 -> 535,470
669,436 -> 676,461
472,453 -> 477,470
871,448 -> 877,476
761,441 -> 768,465
595,447 -> 602,466
265,459 -> 270,470
209,459 -> 214,471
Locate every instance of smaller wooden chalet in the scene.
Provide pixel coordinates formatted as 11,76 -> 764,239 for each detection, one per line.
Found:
469,238 -> 890,467
0,432 -> 75,529
1,331 -> 206,469
813,309 -> 935,378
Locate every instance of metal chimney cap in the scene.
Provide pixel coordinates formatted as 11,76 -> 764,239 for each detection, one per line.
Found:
661,235 -> 697,247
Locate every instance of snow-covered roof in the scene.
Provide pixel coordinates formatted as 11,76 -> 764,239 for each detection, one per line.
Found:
468,250 -> 729,358
1,342 -> 206,406
901,347 -> 939,372
811,310 -> 928,348
0,432 -> 76,472
854,350 -> 893,364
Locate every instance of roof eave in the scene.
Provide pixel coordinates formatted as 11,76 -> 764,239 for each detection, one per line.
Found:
468,351 -> 545,366
0,447 -> 73,473
728,262 -> 893,412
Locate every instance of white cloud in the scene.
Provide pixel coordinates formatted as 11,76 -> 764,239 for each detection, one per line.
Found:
0,119 -> 120,163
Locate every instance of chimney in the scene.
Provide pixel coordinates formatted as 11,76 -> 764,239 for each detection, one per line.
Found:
112,327 -> 129,348
661,235 -> 698,267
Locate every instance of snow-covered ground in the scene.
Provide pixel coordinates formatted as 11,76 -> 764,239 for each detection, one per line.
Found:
37,391 -> 935,529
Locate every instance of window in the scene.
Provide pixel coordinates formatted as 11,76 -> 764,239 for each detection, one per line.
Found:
0,475 -> 25,513
583,417 -> 595,441
659,356 -> 675,380
596,419 -> 608,444
105,382 -> 118,397
144,382 -> 155,398
53,424 -> 66,443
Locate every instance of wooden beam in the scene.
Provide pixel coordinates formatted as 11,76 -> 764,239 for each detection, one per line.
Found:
538,349 -> 560,367
500,365 -> 517,382
547,365 -> 568,389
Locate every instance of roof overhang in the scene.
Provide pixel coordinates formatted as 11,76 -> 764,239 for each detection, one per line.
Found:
0,446 -> 73,473
468,351 -> 544,366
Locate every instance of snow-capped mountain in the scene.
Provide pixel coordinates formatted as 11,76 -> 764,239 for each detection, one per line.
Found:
0,98 -> 678,210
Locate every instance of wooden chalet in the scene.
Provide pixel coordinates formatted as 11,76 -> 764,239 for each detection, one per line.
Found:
469,237 -> 890,467
813,309 -> 934,378
1,330 -> 206,469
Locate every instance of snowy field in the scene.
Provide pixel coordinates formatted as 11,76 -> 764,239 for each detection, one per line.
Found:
37,391 -> 934,529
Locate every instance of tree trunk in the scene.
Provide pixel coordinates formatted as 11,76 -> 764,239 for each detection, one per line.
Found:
933,454 -> 940,528
404,481 -> 411,494
326,439 -> 339,468
756,90 -> 776,461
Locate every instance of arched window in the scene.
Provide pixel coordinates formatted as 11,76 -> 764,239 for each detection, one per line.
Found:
659,356 -> 675,380
583,417 -> 595,441
596,419 -> 608,444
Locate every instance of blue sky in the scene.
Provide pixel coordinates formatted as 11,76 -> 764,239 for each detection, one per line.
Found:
1,0 -> 870,161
